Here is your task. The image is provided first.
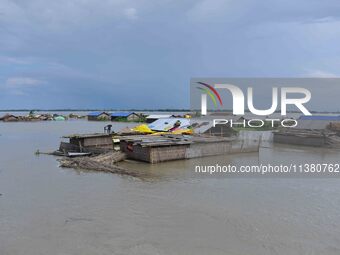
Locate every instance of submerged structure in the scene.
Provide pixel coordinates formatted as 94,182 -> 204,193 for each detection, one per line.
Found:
54,115 -> 262,169
87,111 -> 111,121
0,113 -> 68,122
273,116 -> 340,147
60,133 -> 114,154
110,112 -> 141,122
119,134 -> 258,163
273,129 -> 328,146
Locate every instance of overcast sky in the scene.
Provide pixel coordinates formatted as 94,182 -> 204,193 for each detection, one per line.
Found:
1,0 -> 340,110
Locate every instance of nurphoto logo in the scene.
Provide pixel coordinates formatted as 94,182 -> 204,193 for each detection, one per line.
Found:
191,78 -> 313,128
196,82 -> 311,116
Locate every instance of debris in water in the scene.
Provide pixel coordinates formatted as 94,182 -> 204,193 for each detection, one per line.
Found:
58,152 -> 144,178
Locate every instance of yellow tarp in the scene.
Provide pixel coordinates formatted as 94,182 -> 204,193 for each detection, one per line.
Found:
132,124 -> 193,135
132,124 -> 155,134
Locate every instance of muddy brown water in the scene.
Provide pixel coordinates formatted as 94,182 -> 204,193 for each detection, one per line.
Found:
1,120 -> 340,255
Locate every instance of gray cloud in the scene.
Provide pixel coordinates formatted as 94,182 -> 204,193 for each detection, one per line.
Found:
1,0 -> 340,109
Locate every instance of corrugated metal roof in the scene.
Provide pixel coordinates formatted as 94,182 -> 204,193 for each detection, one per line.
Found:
87,111 -> 108,116
190,116 -> 243,133
148,118 -> 190,131
191,120 -> 213,134
146,114 -> 172,119
299,115 -> 340,121
111,112 -> 135,117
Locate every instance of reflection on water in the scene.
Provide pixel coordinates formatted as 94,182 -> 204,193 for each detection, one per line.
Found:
1,121 -> 340,255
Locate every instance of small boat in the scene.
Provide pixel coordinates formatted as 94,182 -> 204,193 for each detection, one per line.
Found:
67,152 -> 92,157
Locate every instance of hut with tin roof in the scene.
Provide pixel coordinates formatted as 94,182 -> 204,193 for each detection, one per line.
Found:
87,111 -> 111,121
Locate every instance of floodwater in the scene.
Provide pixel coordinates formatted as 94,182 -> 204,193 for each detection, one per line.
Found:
1,120 -> 340,255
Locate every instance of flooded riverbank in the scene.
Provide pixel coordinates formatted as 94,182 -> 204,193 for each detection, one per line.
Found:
1,121 -> 340,254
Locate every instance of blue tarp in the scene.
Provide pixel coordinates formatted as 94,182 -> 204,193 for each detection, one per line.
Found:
111,112 -> 134,117
87,111 -> 107,117
299,115 -> 340,121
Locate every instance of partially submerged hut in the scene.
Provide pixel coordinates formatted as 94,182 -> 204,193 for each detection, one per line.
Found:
111,112 -> 140,122
0,114 -> 18,122
273,129 -> 328,147
87,112 -> 111,121
60,133 -> 114,154
273,115 -> 340,147
119,134 -> 235,163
